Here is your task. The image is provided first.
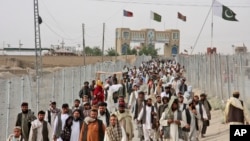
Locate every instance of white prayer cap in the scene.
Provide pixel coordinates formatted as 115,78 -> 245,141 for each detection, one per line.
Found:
13,126 -> 21,130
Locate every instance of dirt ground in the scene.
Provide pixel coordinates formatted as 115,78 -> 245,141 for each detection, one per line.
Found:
0,55 -> 136,77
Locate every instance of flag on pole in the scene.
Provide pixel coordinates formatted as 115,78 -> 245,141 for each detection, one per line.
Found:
150,11 -> 161,22
213,0 -> 238,21
123,10 -> 133,17
38,16 -> 43,24
177,12 -> 186,22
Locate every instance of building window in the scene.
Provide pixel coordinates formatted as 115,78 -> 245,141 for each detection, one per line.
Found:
116,31 -> 119,38
172,32 -> 179,39
123,31 -> 129,39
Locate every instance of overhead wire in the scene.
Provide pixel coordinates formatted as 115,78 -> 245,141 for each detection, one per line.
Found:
40,0 -> 75,39
88,0 -> 250,8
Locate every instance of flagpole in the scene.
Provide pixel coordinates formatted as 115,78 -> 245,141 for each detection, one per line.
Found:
190,2 -> 214,54
211,0 -> 215,49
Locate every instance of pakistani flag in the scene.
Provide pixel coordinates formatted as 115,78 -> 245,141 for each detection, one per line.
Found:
213,0 -> 238,21
150,11 -> 161,22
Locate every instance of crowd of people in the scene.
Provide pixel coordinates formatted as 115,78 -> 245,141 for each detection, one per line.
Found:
7,59 -> 250,141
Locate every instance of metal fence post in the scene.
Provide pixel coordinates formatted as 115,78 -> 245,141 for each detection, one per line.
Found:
72,69 -> 75,102
36,75 -> 40,113
6,80 -> 11,139
21,76 -> 24,103
226,56 -> 231,99
79,67 -> 82,88
62,69 -> 65,104
52,72 -> 55,101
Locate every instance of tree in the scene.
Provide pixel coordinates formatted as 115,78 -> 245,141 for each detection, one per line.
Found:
106,48 -> 119,56
127,47 -> 137,55
92,47 -> 102,56
84,46 -> 93,55
138,45 -> 158,57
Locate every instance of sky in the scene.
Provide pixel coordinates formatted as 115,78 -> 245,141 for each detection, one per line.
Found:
0,0 -> 250,55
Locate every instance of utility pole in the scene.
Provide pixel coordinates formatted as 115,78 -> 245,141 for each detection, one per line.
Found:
61,40 -> 65,48
102,23 -> 105,63
34,0 -> 42,113
82,23 -> 86,66
19,40 -> 23,55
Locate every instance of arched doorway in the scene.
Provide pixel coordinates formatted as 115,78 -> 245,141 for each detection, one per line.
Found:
172,45 -> 178,56
122,43 -> 129,55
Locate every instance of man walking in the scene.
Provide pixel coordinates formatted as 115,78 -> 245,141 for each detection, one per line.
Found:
160,96 -> 186,141
15,102 -> 36,141
137,98 -> 157,141
79,109 -> 106,141
199,93 -> 212,137
53,103 -> 70,141
224,91 -> 250,125
98,102 -> 110,127
29,110 -> 52,141
60,109 -> 83,141
115,102 -> 134,141
104,114 -> 127,141
45,101 -> 60,130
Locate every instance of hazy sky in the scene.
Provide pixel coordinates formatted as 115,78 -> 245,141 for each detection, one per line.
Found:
0,0 -> 249,54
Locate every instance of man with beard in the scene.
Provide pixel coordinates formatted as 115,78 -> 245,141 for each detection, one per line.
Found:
104,114 -> 127,141
79,109 -> 106,141
179,78 -> 187,94
45,101 -> 60,130
98,102 -> 110,127
132,91 -> 145,141
15,102 -> 36,141
193,95 -> 208,139
160,96 -> 186,141
114,102 -> 134,141
79,81 -> 91,102
82,102 -> 91,118
182,100 -> 199,141
71,99 -> 84,118
224,91 -> 250,125
61,109 -> 83,141
199,93 -> 212,137
29,110 -> 52,141
154,95 -> 162,141
53,103 -> 70,141
137,98 -> 157,141
161,86 -> 172,99
178,95 -> 187,112
128,84 -> 139,110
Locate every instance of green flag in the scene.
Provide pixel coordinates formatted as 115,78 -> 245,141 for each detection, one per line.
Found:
213,0 -> 238,21
151,11 -> 161,22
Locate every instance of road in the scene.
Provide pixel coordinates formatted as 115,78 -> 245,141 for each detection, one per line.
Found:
132,110 -> 229,141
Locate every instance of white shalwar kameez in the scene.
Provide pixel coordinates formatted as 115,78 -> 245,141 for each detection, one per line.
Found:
70,120 -> 80,141
137,106 -> 155,141
53,114 -> 69,141
160,110 -> 186,141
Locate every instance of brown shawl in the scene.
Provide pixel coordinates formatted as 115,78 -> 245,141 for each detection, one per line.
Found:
106,124 -> 122,141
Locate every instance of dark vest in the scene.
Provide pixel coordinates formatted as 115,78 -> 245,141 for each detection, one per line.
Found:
82,119 -> 104,141
47,110 -> 51,124
134,100 -> 145,120
42,121 -> 49,141
141,105 -> 154,124
163,110 -> 184,139
31,121 -> 49,141
228,101 -> 244,123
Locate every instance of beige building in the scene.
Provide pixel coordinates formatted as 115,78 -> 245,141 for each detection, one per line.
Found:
234,46 -> 247,54
115,28 -> 180,57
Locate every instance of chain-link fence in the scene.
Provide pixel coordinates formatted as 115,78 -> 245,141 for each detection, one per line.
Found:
0,55 -> 151,139
177,54 -> 250,109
